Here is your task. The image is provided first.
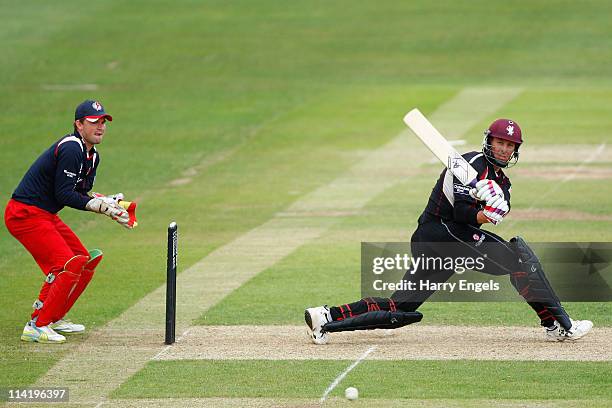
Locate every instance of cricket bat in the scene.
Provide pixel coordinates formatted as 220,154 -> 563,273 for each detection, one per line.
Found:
403,108 -> 478,187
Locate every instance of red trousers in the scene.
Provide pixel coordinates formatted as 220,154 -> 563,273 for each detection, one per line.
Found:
4,199 -> 91,326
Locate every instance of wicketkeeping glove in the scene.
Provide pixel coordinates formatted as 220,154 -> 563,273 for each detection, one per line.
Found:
470,179 -> 504,202
86,197 -> 132,228
482,195 -> 509,225
91,192 -> 124,203
118,200 -> 138,228
89,193 -> 137,228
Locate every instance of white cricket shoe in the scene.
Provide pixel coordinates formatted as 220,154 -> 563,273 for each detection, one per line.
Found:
21,321 -> 66,343
50,318 -> 85,334
305,305 -> 332,345
545,319 -> 593,342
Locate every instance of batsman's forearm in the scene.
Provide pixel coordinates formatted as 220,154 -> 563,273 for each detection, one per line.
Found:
477,211 -> 490,224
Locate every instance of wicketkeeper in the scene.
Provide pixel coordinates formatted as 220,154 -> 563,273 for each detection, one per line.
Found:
4,99 -> 137,343
305,119 -> 592,344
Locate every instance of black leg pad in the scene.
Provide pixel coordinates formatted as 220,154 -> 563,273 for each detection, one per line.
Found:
510,236 -> 572,330
322,311 -> 423,333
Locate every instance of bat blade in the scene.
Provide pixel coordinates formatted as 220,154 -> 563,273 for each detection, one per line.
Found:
403,108 -> 478,187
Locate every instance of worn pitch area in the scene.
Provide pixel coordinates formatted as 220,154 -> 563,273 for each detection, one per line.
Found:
158,324 -> 611,362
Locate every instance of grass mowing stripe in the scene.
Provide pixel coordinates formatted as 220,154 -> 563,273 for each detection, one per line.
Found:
427,87 -> 522,139
499,142 -> 607,233
112,360 -> 350,399
111,359 -> 612,400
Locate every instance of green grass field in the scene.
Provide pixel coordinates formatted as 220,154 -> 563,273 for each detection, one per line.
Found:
113,360 -> 612,400
1,1 -> 611,406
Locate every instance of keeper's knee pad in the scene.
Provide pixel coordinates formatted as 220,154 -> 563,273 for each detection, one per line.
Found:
35,255 -> 88,325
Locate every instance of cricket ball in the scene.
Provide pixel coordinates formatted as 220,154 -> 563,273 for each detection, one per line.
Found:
345,386 -> 358,401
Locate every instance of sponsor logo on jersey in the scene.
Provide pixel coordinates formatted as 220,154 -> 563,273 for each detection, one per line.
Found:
63,169 -> 77,178
474,233 -> 485,247
453,184 -> 471,195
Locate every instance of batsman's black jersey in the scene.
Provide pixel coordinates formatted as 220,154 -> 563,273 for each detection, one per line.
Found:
418,151 -> 511,227
12,132 -> 99,214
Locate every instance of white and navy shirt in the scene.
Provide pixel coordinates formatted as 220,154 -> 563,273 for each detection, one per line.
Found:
419,151 -> 511,227
12,132 -> 99,214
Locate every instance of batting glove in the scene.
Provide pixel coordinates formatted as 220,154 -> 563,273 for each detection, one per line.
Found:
470,179 -> 504,202
482,195 -> 509,225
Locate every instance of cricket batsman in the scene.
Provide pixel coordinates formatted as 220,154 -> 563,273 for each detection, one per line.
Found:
4,99 -> 137,343
305,118 -> 593,344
